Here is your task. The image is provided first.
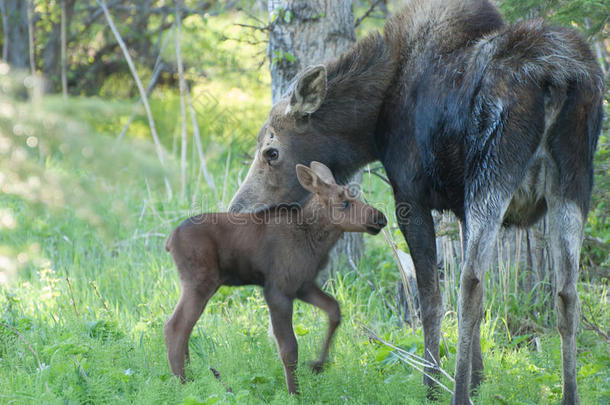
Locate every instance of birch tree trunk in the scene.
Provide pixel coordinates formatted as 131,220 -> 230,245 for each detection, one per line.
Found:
267,0 -> 362,273
0,1 -> 7,61
61,0 -> 68,98
26,0 -> 35,75
267,0 -> 356,103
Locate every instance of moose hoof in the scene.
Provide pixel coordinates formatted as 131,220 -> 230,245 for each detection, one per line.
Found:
308,360 -> 326,374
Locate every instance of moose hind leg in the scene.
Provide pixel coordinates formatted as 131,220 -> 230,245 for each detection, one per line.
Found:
549,200 -> 584,405
297,284 -> 341,373
470,319 -> 484,391
165,283 -> 217,381
453,209 -> 504,405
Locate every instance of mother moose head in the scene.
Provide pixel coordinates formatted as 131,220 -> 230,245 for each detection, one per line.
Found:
228,34 -> 395,212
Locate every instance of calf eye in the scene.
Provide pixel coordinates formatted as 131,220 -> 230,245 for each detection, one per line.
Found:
263,148 -> 279,163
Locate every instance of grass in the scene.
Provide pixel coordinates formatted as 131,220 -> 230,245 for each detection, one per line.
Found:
1,146 -> 609,404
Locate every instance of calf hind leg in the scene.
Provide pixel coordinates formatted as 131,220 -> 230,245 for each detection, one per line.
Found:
165,282 -> 218,381
297,284 -> 341,373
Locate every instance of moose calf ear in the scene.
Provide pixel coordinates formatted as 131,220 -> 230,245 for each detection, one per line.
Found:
310,161 -> 336,185
287,65 -> 327,116
296,164 -> 319,194
296,163 -> 334,196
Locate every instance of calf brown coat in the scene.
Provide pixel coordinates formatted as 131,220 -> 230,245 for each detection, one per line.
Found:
164,162 -> 387,393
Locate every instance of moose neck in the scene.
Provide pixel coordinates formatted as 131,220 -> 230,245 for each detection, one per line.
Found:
302,32 -> 399,184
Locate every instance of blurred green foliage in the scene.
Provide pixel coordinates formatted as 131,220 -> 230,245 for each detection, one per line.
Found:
500,0 -> 609,39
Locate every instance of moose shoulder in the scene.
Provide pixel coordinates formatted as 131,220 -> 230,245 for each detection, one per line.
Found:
229,0 -> 604,404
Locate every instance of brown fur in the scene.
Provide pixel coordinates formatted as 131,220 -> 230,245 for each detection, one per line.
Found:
164,162 -> 387,394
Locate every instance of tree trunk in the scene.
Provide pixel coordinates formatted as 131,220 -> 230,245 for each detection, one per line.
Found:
267,0 -> 362,273
60,0 -> 67,97
268,0 -> 356,103
41,0 -> 76,91
3,0 -> 29,69
26,0 -> 35,75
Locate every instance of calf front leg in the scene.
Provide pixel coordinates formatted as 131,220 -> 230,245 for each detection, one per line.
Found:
265,287 -> 299,394
297,284 -> 341,373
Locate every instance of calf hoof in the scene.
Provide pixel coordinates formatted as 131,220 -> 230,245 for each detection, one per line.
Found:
308,360 -> 326,374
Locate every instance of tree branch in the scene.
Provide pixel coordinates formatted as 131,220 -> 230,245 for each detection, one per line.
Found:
0,322 -> 50,390
234,22 -> 270,31
117,61 -> 165,141
187,85 -> 217,192
97,0 -> 172,198
354,0 -> 384,28
176,1 -> 188,200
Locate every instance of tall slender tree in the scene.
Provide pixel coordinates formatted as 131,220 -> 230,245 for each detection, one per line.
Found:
2,0 -> 29,69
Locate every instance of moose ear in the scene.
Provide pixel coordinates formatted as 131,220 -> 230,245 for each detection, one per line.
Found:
296,163 -> 330,195
287,65 -> 327,116
310,161 -> 336,185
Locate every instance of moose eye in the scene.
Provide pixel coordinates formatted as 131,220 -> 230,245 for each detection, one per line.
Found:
342,201 -> 350,210
263,148 -> 279,163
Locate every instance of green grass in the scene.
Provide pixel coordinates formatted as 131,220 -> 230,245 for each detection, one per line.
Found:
0,159 -> 608,404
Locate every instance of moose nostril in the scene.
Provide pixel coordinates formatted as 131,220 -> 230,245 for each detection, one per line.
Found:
377,215 -> 387,228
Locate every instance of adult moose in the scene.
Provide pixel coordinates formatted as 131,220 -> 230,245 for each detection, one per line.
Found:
229,0 -> 604,403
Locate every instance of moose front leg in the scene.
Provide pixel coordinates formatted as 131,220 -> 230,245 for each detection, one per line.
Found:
265,287 -> 299,394
396,202 -> 443,398
297,284 -> 341,373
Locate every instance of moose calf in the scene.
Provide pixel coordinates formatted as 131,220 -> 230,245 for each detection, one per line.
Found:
164,161 -> 387,394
